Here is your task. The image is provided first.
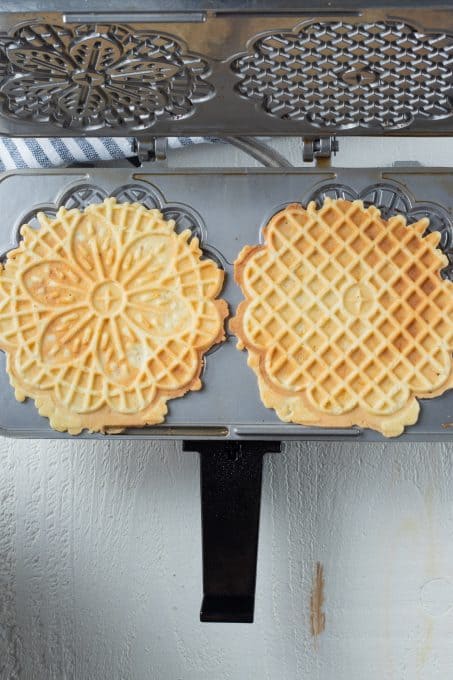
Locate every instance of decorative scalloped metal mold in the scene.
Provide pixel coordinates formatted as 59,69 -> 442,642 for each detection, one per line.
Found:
307,182 -> 453,279
0,22 -> 214,131
16,180 -> 212,250
232,21 -> 453,130
10,181 -> 225,356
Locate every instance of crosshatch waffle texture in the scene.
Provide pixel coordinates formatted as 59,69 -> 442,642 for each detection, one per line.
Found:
0,198 -> 227,434
231,198 -> 453,437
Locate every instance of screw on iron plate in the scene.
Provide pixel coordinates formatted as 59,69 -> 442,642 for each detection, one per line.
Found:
341,67 -> 378,86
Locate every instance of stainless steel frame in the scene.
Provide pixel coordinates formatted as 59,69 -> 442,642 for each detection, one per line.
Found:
0,6 -> 452,136
6,2 -> 453,625
0,3 -> 453,441
1,164 -> 453,441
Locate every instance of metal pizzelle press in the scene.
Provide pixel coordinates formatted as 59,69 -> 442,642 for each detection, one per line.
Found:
0,0 -> 453,622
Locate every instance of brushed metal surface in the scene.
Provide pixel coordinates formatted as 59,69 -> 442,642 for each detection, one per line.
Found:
0,166 -> 453,441
232,21 -> 453,132
0,9 -> 452,135
1,1 -> 453,11
0,22 -> 214,132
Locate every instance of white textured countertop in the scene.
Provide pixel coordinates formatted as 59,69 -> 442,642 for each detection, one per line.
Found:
2,138 -> 453,680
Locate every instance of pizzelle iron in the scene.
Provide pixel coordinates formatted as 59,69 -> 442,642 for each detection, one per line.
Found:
1,1 -> 453,622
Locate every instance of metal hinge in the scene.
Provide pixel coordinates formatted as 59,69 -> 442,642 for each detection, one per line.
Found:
132,137 -> 168,165
133,135 -> 337,166
303,136 -> 339,163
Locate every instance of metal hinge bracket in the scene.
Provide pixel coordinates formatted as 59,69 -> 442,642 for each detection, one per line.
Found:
132,137 -> 168,165
303,136 -> 339,163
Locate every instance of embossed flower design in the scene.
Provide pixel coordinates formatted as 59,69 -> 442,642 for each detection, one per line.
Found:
0,22 -> 214,130
0,198 -> 227,433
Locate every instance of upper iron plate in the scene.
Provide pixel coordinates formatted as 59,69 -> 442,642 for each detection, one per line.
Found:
0,9 -> 453,135
1,165 -> 453,441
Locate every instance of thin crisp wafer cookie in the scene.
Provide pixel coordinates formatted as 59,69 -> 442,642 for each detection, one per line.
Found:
0,198 -> 227,434
231,198 -> 453,437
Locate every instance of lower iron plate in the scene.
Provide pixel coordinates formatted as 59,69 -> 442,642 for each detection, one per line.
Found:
1,166 -> 453,441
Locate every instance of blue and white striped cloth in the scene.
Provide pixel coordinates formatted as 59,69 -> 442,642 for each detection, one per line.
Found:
0,136 -> 220,170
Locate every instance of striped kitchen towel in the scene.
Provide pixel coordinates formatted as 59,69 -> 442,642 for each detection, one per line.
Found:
0,136 -> 221,170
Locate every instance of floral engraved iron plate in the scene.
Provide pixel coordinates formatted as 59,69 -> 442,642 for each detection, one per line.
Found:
0,22 -> 214,131
14,180 -> 225,294
0,184 -> 228,433
231,21 -> 453,130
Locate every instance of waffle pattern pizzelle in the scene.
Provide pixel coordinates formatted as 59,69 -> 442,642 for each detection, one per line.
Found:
231,198 -> 453,437
0,198 -> 227,434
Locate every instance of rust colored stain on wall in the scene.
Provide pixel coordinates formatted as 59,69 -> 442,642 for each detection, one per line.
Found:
310,562 -> 326,639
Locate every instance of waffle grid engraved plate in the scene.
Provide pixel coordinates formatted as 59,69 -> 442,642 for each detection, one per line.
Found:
232,21 -> 453,130
307,182 -> 453,279
232,197 -> 453,436
0,22 -> 214,131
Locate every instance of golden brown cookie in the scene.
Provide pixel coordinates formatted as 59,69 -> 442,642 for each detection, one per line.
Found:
0,198 -> 227,434
231,198 -> 453,437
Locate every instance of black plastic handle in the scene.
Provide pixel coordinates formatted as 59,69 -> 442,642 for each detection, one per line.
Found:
183,440 -> 281,623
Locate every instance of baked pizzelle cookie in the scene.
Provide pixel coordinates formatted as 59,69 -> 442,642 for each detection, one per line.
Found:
230,198 -> 453,437
0,198 -> 227,434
